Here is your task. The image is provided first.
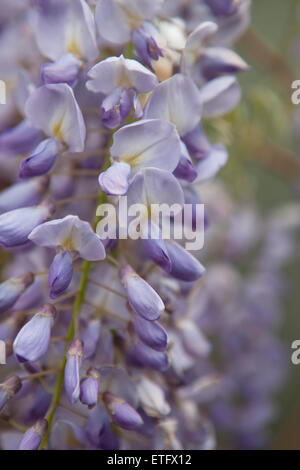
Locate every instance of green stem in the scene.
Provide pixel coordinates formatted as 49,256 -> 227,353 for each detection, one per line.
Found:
40,155 -> 110,449
40,260 -> 91,449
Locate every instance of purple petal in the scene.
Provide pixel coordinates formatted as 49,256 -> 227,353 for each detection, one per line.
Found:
48,250 -> 73,299
19,138 -> 60,178
199,75 -> 241,117
98,162 -> 131,196
13,304 -> 56,362
144,74 -> 202,136
134,315 -> 168,351
41,53 -> 80,86
164,240 -> 205,281
120,265 -> 164,321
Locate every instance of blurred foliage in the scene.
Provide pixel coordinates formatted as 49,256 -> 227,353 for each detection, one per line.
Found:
210,0 -> 300,449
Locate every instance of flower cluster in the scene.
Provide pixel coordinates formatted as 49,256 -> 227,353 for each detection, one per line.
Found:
0,0 -> 252,450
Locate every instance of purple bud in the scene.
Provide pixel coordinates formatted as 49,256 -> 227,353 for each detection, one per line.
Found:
200,48 -> 249,81
82,319 -> 101,359
0,272 -> 34,314
120,265 -> 164,321
65,338 -> 83,404
164,240 -> 206,281
41,53 -> 80,87
13,304 -> 56,362
133,315 -> 168,351
103,392 -> 143,431
0,376 -> 22,412
141,222 -> 171,272
182,126 -> 212,160
204,0 -> 239,17
0,120 -> 41,157
0,201 -> 55,247
0,177 -> 49,213
173,154 -> 198,182
128,341 -> 169,371
19,138 -> 60,178
80,368 -> 99,409
48,251 -> 73,299
18,419 -> 48,450
101,87 -> 132,130
132,23 -> 163,69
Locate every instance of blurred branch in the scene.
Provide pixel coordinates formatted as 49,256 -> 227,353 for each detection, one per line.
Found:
239,28 -> 295,92
240,125 -> 300,184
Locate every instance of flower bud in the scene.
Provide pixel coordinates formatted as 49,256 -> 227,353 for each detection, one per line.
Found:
120,265 -> 164,321
133,315 -> 168,352
13,304 -> 56,362
65,338 -> 83,404
0,375 -> 22,412
0,201 -> 55,247
103,392 -> 143,431
128,340 -> 169,372
80,368 -> 99,409
164,240 -> 205,281
48,250 -> 73,299
18,418 -> 48,450
19,138 -> 60,178
0,120 -> 41,156
136,377 -> 170,418
0,177 -> 49,213
41,53 -> 80,87
0,272 -> 34,314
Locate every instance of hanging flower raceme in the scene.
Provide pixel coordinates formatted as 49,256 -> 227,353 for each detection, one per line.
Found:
0,0 -> 253,451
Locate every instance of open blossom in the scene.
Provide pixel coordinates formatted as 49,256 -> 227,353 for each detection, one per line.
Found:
0,0 -> 282,453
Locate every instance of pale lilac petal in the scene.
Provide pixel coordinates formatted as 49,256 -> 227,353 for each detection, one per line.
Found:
41,53 -> 81,86
32,0 -> 98,61
195,144 -> 228,181
25,83 -> 86,152
98,162 -> 131,196
199,75 -> 241,117
144,74 -> 202,136
111,119 -> 181,173
87,55 -> 158,95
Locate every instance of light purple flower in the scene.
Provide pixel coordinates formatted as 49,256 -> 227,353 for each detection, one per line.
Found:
199,75 -> 242,117
80,368 -> 99,409
120,265 -> 164,321
0,272 -> 34,314
31,0 -> 98,61
18,419 -> 48,450
164,240 -> 206,281
144,74 -> 202,137
13,304 -> 56,362
134,315 -> 168,351
95,0 -> 163,45
103,392 -> 143,430
86,55 -> 158,95
29,215 -> 106,261
0,202 -> 54,248
19,138 -> 61,178
65,338 -> 83,404
0,376 -> 22,413
128,340 -> 169,371
25,83 -> 86,152
41,53 -> 81,86
99,120 -> 181,195
48,251 -> 73,299
0,120 -> 41,157
0,177 -> 49,213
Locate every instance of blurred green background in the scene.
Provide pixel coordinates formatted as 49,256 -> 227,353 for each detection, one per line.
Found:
218,0 -> 300,449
